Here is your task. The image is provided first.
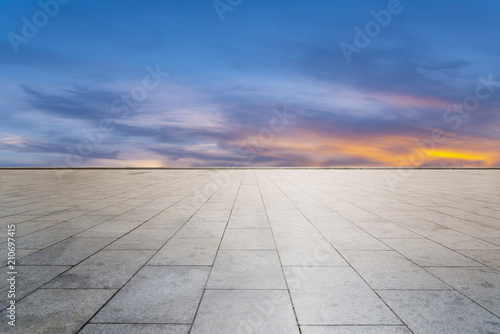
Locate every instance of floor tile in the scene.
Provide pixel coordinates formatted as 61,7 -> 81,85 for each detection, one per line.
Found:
175,221 -> 227,238
207,250 -> 286,289
79,324 -> 190,334
220,228 -> 275,250
353,221 -> 419,239
342,251 -> 449,289
0,289 -> 116,334
21,237 -> 115,265
92,266 -> 210,323
227,215 -> 269,229
106,228 -> 176,249
426,266 -> 500,317
300,326 -> 412,334
0,265 -> 70,309
321,227 -> 391,251
275,238 -> 347,267
148,237 -> 220,265
378,290 -> 500,334
284,267 -> 401,325
44,249 -> 155,288
191,290 -> 299,334
381,238 -> 482,266
77,221 -> 143,238
18,228 -> 82,250
458,250 -> 500,271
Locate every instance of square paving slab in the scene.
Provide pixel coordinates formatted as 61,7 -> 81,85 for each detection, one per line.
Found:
0,169 -> 499,333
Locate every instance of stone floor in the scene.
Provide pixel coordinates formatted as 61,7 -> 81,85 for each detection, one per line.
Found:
1,169 -> 500,334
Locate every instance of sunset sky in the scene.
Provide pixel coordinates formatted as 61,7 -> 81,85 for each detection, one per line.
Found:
1,0 -> 499,167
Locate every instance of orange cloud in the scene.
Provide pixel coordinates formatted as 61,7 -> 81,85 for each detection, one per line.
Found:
424,150 -> 486,161
238,128 -> 500,167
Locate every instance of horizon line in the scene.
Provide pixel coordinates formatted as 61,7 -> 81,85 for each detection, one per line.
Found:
1,167 -> 500,170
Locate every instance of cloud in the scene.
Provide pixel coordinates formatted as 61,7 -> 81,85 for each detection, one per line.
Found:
20,85 -> 118,121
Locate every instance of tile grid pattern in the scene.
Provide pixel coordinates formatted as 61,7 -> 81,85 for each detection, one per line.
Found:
0,169 -> 499,334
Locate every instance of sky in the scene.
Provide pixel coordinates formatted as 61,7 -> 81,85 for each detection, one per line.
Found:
1,0 -> 499,167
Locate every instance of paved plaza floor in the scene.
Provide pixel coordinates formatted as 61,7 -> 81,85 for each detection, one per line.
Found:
1,169 -> 500,334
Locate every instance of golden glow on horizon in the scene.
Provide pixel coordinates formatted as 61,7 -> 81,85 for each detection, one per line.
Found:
132,160 -> 165,167
98,130 -> 500,168
423,150 -> 488,161
238,129 -> 500,167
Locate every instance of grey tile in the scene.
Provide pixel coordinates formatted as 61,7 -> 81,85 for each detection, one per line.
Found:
271,223 -> 324,239
0,288 -> 116,334
417,229 -> 500,250
190,210 -> 231,222
353,221 -> 419,239
300,326 -> 412,334
426,266 -> 500,317
21,237 -> 115,265
106,228 -> 176,249
44,250 -> 154,289
227,215 -> 269,229
381,238 -> 482,267
220,228 -> 275,250
0,249 -> 37,266
207,250 -> 286,289
284,267 -> 401,325
16,221 -> 60,236
77,221 -> 143,238
18,228 -> 81,249
322,227 -> 390,251
0,215 -> 40,225
378,290 -> 500,334
191,290 -> 299,334
458,250 -> 500,271
342,251 -> 449,289
88,206 -> 134,216
484,237 -> 500,246
140,214 -> 190,229
275,238 -> 348,267
35,210 -> 90,222
92,266 -> 210,323
79,324 -> 190,334
269,214 -> 309,224
148,237 -> 220,265
175,221 -> 227,238
54,214 -> 114,229
232,206 -> 267,216
337,210 -> 383,222
0,265 -> 70,309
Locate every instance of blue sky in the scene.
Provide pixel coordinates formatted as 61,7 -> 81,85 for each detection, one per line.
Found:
1,0 -> 499,167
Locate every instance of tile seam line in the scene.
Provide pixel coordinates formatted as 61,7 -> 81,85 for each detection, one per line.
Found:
0,171 -> 181,214
8,171 -> 191,237
188,170 -> 244,334
279,171 -> 500,323
3,173 -> 197,309
12,173 -> 206,289
283,174 -> 498,317
285,174 -> 498,282
259,171 -> 304,334
270,171 -> 412,332
73,173 -> 229,333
